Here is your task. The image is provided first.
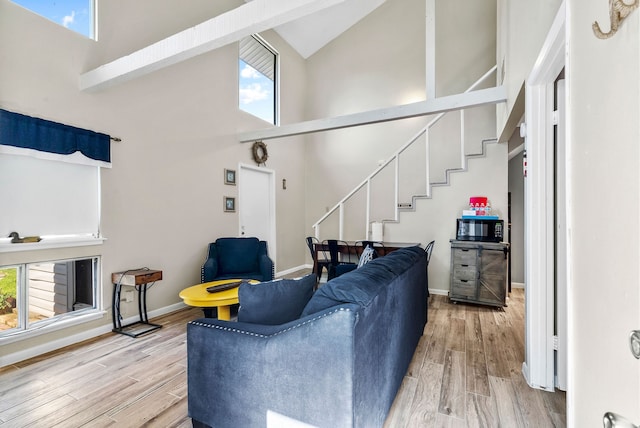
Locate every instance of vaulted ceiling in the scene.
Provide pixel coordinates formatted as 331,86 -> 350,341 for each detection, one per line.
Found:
253,0 -> 386,58
80,0 -> 386,91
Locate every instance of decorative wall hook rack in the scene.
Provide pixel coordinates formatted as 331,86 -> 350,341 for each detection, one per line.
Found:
593,0 -> 639,39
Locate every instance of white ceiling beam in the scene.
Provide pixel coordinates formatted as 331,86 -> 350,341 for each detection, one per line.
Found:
238,85 -> 507,142
79,0 -> 346,92
425,0 -> 436,99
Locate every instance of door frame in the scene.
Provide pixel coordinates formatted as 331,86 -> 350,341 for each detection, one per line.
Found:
238,163 -> 277,271
555,78 -> 568,391
522,1 -> 569,393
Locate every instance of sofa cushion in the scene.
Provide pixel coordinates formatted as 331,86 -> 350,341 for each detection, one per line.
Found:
238,274 -> 316,325
301,261 -> 393,316
301,246 -> 424,317
375,246 -> 422,275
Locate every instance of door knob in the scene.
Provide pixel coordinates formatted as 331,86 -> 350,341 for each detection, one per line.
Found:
602,331 -> 640,427
603,412 -> 638,428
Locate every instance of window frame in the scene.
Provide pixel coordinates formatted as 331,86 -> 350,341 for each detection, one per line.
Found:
10,0 -> 98,40
0,256 -> 104,344
238,34 -> 279,126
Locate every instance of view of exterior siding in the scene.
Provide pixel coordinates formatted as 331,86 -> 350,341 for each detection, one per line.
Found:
28,262 -> 71,317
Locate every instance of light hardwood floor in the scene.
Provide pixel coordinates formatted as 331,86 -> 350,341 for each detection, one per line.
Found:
0,288 -> 565,427
385,289 -> 566,427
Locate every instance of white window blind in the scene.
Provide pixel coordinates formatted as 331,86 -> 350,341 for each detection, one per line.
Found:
0,153 -> 100,239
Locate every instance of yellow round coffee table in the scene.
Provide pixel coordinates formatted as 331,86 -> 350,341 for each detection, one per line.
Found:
179,279 -> 259,320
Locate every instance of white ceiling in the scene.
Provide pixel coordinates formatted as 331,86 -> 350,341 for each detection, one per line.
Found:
249,0 -> 386,58
81,0 -> 387,91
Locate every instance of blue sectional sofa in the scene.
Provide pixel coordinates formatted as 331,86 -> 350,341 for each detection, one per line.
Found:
187,246 -> 428,428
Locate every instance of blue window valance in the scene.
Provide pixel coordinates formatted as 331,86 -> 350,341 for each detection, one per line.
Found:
0,108 -> 111,167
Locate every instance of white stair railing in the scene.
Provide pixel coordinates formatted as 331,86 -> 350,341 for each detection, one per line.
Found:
313,66 -> 498,240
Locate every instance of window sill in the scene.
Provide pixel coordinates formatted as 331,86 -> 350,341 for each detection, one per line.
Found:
0,235 -> 106,253
0,309 -> 107,346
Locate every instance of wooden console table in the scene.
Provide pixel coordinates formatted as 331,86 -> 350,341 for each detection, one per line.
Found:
111,268 -> 163,337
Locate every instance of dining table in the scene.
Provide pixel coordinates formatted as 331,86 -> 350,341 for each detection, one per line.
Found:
312,240 -> 421,267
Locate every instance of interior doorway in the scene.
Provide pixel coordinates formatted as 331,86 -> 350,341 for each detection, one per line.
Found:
522,3 -> 567,393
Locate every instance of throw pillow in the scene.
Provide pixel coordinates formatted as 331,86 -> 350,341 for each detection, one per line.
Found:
238,274 -> 316,325
357,245 -> 376,268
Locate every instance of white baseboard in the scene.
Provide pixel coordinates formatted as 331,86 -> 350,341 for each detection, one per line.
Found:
276,264 -> 312,278
430,283 -> 524,298
0,302 -> 187,368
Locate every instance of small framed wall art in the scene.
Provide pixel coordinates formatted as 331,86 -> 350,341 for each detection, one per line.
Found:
224,196 -> 236,212
224,169 -> 236,185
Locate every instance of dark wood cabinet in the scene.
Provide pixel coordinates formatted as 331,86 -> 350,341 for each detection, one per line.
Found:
449,240 -> 509,307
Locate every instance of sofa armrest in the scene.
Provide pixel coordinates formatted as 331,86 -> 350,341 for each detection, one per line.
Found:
201,243 -> 219,283
258,253 -> 274,281
187,305 -> 359,428
201,257 -> 218,283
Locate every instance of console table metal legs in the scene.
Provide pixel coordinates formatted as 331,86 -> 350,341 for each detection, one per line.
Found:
111,269 -> 163,338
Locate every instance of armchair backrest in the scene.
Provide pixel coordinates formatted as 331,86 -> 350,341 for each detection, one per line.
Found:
214,237 -> 263,274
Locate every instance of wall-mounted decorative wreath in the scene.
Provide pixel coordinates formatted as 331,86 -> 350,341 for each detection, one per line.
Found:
252,141 -> 268,165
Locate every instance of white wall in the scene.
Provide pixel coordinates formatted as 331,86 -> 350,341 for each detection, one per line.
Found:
385,142 -> 508,293
568,0 -> 640,425
496,0 -> 563,141
0,0 -> 309,358
304,0 -> 428,239
303,0 -> 505,295
436,0 -> 496,96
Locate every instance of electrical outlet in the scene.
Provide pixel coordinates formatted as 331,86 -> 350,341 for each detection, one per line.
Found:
125,290 -> 134,303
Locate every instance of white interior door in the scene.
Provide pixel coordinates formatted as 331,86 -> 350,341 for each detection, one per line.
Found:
238,164 -> 276,265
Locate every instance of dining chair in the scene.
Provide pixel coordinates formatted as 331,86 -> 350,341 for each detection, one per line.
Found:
306,236 -> 330,285
354,240 -> 386,258
424,240 -> 435,297
322,239 -> 357,280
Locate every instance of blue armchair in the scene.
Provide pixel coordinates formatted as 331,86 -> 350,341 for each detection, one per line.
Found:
201,237 -> 274,283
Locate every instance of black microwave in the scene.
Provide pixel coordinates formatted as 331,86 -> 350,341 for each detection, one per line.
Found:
456,218 -> 504,242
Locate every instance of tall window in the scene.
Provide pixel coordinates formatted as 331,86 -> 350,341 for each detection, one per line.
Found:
10,0 -> 97,39
239,35 -> 278,125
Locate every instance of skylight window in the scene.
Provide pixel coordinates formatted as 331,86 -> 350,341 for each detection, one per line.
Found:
11,0 -> 96,39
239,35 -> 278,125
